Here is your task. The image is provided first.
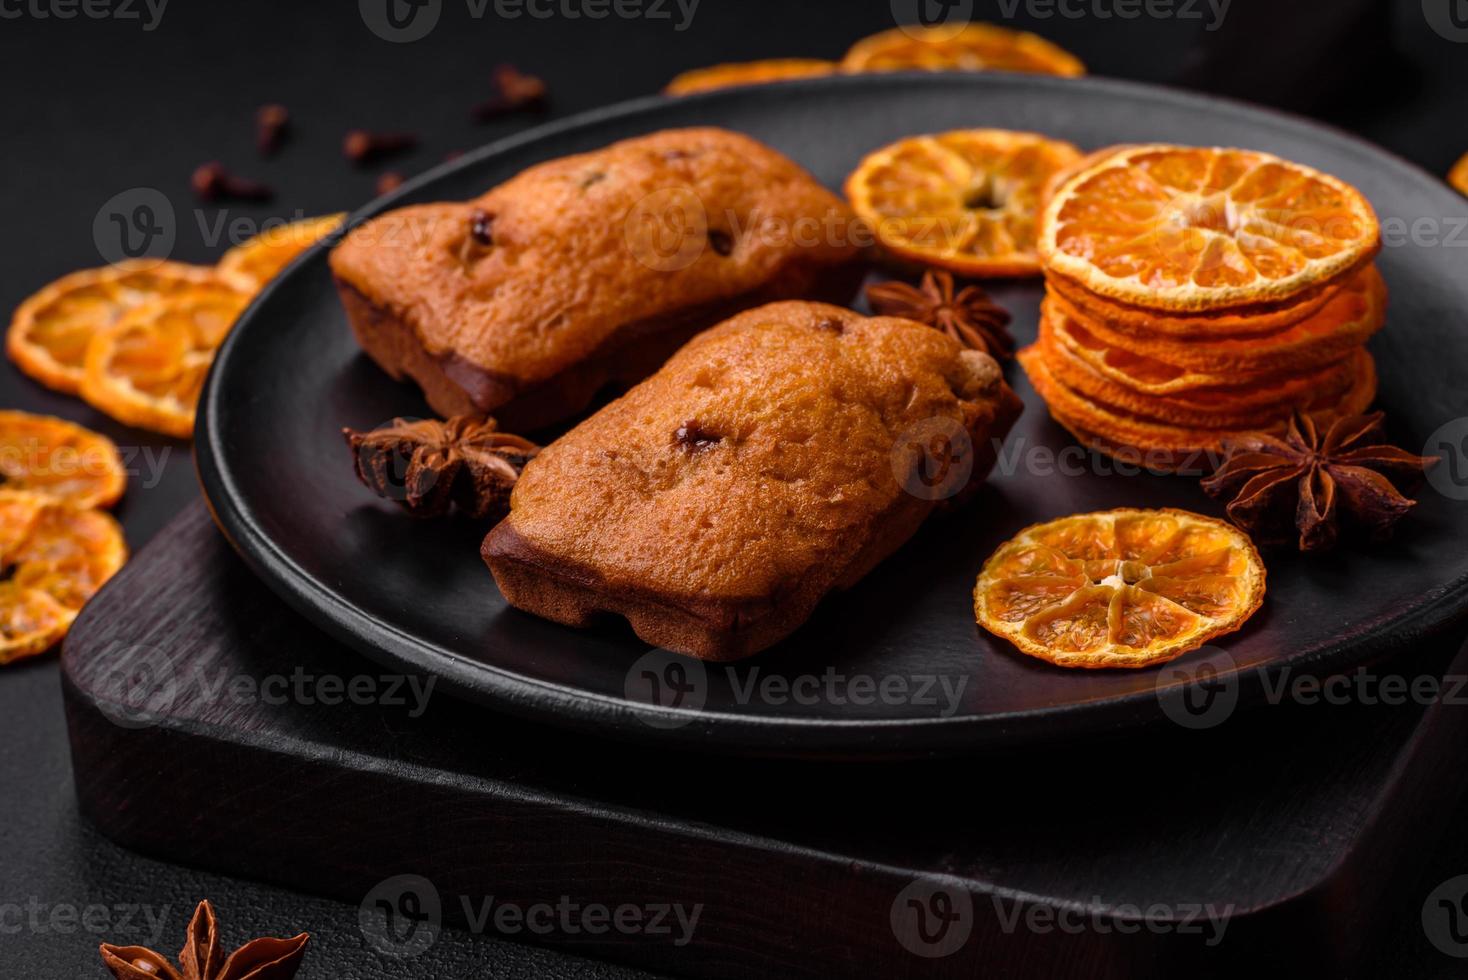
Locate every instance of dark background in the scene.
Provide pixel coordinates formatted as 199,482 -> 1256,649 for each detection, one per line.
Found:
2,0 -> 1466,976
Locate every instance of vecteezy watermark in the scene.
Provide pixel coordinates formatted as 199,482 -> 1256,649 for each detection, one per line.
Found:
1380,214 -> 1468,249
1423,0 -> 1468,42
1423,875 -> 1468,957
892,417 -> 975,502
727,667 -> 968,716
993,0 -> 1232,31
359,0 -> 697,43
624,648 -> 709,729
358,875 -> 702,957
361,875 -> 443,958
92,640 -> 438,730
891,877 -> 974,959
1156,658 -> 1468,731
0,899 -> 171,944
93,187 -> 176,266
0,0 -> 167,30
989,434 -> 1222,481
989,888 -> 1233,947
890,0 -> 974,38
0,439 -> 171,491
1425,417 -> 1468,502
1155,647 -> 1240,730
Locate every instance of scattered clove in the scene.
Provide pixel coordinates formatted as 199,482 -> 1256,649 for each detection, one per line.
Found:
256,103 -> 290,156
191,161 -> 273,202
343,129 -> 418,165
376,171 -> 405,195
472,64 -> 548,121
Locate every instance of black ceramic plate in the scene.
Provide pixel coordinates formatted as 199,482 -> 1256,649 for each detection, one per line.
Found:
198,73 -> 1468,757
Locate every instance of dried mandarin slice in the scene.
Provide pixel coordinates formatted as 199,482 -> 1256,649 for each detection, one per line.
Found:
1053,265 -> 1386,376
8,260 -> 223,394
0,489 -> 127,665
1038,319 -> 1364,429
1046,267 -> 1341,338
1451,153 -> 1468,197
846,129 -> 1082,277
80,286 -> 251,438
665,59 -> 837,95
842,23 -> 1084,77
975,508 -> 1265,669
217,213 -> 346,293
1039,145 -> 1380,312
1018,342 -> 1378,470
0,410 -> 126,509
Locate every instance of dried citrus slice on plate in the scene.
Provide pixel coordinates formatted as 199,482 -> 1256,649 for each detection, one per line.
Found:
1038,320 -> 1365,429
843,23 -> 1084,77
1054,264 -> 1387,376
975,508 -> 1265,669
8,260 -> 221,394
1039,144 -> 1381,312
217,213 -> 346,293
846,129 -> 1082,277
665,59 -> 837,95
0,489 -> 127,665
0,410 -> 126,509
80,285 -> 251,438
1019,342 -> 1377,468
1450,153 -> 1468,196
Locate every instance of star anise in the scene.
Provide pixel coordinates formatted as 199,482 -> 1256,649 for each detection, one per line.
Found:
100,899 -> 309,980
1202,411 -> 1439,552
344,415 -> 539,519
865,270 -> 1015,360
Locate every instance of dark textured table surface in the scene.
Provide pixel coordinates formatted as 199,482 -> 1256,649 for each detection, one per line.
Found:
3,1 -> 1467,976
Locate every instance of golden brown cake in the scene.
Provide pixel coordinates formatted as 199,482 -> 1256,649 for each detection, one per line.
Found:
330,127 -> 866,429
481,300 -> 1023,660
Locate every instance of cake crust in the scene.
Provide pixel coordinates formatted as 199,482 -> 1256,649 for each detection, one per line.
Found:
330,128 -> 865,429
481,301 -> 1023,660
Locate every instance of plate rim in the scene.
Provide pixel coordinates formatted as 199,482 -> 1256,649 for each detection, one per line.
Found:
195,71 -> 1468,756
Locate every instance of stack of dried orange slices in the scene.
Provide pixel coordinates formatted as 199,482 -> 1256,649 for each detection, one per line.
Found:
0,411 -> 129,664
7,214 -> 342,438
1021,144 -> 1384,471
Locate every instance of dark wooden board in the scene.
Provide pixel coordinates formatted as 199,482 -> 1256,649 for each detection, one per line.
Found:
63,503 -> 1468,978
196,72 -> 1468,754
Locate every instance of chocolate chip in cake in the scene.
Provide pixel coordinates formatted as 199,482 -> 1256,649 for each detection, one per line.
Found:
469,209 -> 495,246
579,171 -> 606,189
674,419 -> 720,452
708,229 -> 734,256
815,317 -> 845,334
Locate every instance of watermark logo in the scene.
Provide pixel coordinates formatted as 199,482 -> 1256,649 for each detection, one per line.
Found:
1423,0 -> 1468,42
1425,417 -> 1468,502
1423,875 -> 1468,957
93,188 -> 175,267
891,0 -> 974,38
623,187 -> 709,272
624,648 -> 708,729
1155,646 -> 1238,730
0,900 -> 171,943
995,0 -> 1231,31
360,0 -> 441,42
94,642 -> 182,730
990,889 -> 1232,945
891,877 -> 973,958
892,417 -> 974,501
0,0 -> 169,30
360,875 -> 443,957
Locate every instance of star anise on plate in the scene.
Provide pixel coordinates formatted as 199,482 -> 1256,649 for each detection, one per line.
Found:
99,899 -> 309,980
1202,411 -> 1440,552
344,415 -> 539,519
865,270 -> 1015,360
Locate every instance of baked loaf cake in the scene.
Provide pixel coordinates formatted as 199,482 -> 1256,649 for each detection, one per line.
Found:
482,300 -> 1023,660
330,128 -> 865,429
